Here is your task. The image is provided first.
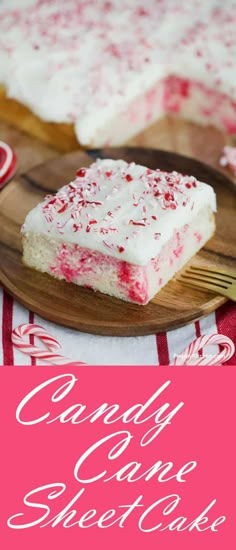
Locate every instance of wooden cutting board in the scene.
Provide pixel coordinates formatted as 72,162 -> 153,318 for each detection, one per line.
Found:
0,144 -> 235,336
0,88 -> 235,335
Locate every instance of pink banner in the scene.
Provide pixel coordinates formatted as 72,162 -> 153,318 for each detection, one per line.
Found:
0,366 -> 235,549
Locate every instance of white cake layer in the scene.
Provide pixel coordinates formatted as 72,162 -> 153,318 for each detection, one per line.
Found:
0,1 -> 236,145
22,159 -> 216,266
22,207 -> 215,305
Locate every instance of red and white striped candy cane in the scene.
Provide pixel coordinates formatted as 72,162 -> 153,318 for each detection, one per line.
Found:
11,324 -> 85,365
0,141 -> 17,188
174,334 -> 235,366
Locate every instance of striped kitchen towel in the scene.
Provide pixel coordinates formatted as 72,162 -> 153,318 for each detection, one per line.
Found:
1,288 -> 235,366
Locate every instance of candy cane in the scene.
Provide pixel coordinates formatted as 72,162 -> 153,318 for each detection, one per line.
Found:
0,141 -> 17,188
11,325 -> 235,366
11,324 -> 85,365
219,146 -> 236,175
174,334 -> 235,366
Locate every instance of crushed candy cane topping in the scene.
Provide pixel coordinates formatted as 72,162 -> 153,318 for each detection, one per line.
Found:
23,158 -> 216,265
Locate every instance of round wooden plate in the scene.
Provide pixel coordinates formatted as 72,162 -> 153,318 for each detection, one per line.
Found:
0,147 -> 235,336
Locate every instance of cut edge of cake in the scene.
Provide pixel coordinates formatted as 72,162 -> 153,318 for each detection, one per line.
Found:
22,206 -> 215,305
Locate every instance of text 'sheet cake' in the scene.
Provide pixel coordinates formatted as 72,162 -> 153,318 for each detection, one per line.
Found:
22,159 -> 216,305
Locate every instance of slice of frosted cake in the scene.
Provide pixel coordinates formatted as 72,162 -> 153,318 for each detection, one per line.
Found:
22,159 -> 216,305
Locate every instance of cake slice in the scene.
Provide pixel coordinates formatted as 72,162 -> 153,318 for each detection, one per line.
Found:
22,159 -> 216,305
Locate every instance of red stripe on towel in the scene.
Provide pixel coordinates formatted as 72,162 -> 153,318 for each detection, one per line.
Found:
2,291 -> 13,365
29,311 -> 36,366
156,333 -> 170,365
216,302 -> 236,364
195,320 -> 203,357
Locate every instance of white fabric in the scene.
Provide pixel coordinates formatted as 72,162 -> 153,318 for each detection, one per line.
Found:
0,287 -> 220,366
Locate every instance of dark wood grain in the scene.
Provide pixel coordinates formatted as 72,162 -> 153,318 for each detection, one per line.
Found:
0,147 -> 235,336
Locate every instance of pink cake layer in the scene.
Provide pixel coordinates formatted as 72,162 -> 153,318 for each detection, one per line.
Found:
23,206 -> 215,305
163,76 -> 236,135
97,76 -> 236,146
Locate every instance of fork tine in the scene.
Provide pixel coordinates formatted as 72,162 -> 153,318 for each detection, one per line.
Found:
184,269 -> 232,287
188,265 -> 236,281
179,274 -> 229,292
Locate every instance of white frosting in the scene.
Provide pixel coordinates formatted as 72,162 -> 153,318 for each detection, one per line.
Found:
0,1 -> 236,144
23,159 -> 217,265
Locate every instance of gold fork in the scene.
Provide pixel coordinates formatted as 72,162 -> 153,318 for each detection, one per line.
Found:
177,264 -> 236,301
